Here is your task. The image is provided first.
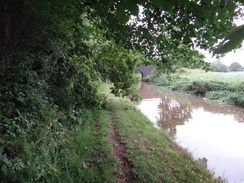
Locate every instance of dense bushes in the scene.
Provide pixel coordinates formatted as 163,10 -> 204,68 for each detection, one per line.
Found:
0,11 -> 136,181
0,105 -> 116,182
0,1 -> 146,177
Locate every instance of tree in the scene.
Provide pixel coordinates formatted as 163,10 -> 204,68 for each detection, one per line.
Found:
0,0 -> 243,98
229,62 -> 242,71
210,61 -> 228,72
0,0 -> 242,69
2,2 -> 244,181
0,0 -> 31,69
214,24 -> 244,55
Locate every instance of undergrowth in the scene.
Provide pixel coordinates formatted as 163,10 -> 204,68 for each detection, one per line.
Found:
0,14 -> 112,182
0,107 -> 117,183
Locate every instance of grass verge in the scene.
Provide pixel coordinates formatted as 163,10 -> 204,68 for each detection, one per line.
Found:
1,89 -> 226,182
108,98 -> 225,183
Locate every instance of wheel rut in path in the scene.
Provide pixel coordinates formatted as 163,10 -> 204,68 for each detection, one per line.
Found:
109,115 -> 134,183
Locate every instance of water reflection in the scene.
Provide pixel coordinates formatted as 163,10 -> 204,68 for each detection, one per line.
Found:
135,82 -> 244,128
158,97 -> 192,136
135,82 -> 244,182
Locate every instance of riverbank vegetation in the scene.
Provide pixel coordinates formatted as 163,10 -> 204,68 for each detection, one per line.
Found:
147,69 -> 244,107
1,106 -> 117,182
1,91 -> 226,182
109,98 -> 225,183
0,0 -> 243,182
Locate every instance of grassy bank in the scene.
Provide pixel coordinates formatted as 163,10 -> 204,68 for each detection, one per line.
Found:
147,69 -> 244,107
109,98 -> 224,183
1,94 -> 225,182
1,107 -> 117,182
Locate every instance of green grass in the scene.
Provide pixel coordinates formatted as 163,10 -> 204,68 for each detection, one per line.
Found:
1,109 -> 117,183
1,89 -> 226,182
149,68 -> 244,106
49,110 -> 117,183
108,98 -> 224,183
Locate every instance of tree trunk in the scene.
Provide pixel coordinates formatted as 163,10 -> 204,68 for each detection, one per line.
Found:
0,0 -> 31,70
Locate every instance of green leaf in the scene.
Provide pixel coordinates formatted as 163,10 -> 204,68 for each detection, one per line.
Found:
177,0 -> 189,6
137,0 -> 147,4
226,3 -> 235,13
116,1 -> 130,24
189,30 -> 196,37
105,0 -> 114,9
127,1 -> 139,16
152,0 -> 174,12
116,8 -> 130,24
214,24 -> 244,54
214,17 -> 220,29
3,117 -> 12,124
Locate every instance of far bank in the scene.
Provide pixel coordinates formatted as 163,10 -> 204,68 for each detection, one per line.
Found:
145,68 -> 244,107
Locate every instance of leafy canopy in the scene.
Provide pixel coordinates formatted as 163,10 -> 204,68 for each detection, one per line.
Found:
20,0 -> 242,97
2,0 -> 243,101
30,0 -> 242,61
87,0 -> 242,70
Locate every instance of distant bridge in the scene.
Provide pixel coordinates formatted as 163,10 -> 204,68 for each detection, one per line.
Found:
136,63 -> 156,79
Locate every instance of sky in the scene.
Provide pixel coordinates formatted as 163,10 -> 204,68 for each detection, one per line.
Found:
199,18 -> 244,66
199,47 -> 244,66
133,6 -> 244,66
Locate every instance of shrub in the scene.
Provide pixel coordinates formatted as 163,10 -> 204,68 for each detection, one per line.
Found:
0,14 -> 107,182
225,92 -> 244,107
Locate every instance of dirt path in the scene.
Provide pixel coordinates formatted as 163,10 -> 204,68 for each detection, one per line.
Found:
108,115 -> 134,183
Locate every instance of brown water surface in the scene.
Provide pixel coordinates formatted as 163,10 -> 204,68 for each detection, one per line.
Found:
134,82 -> 244,183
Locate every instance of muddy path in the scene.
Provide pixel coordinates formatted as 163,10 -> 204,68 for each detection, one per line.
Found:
108,115 -> 134,183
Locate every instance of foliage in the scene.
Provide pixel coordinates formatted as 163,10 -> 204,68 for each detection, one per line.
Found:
213,2 -> 243,54
92,40 -> 141,100
214,24 -> 244,54
0,0 -> 242,97
21,0 -> 241,71
229,62 -> 242,71
0,107 -> 117,182
210,61 -> 228,72
0,9 -> 136,181
0,0 -> 243,181
121,0 -> 240,61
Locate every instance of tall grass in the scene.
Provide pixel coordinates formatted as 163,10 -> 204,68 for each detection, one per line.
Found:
148,69 -> 244,107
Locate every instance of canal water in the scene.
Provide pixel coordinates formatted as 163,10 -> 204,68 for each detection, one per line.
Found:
134,82 -> 244,183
